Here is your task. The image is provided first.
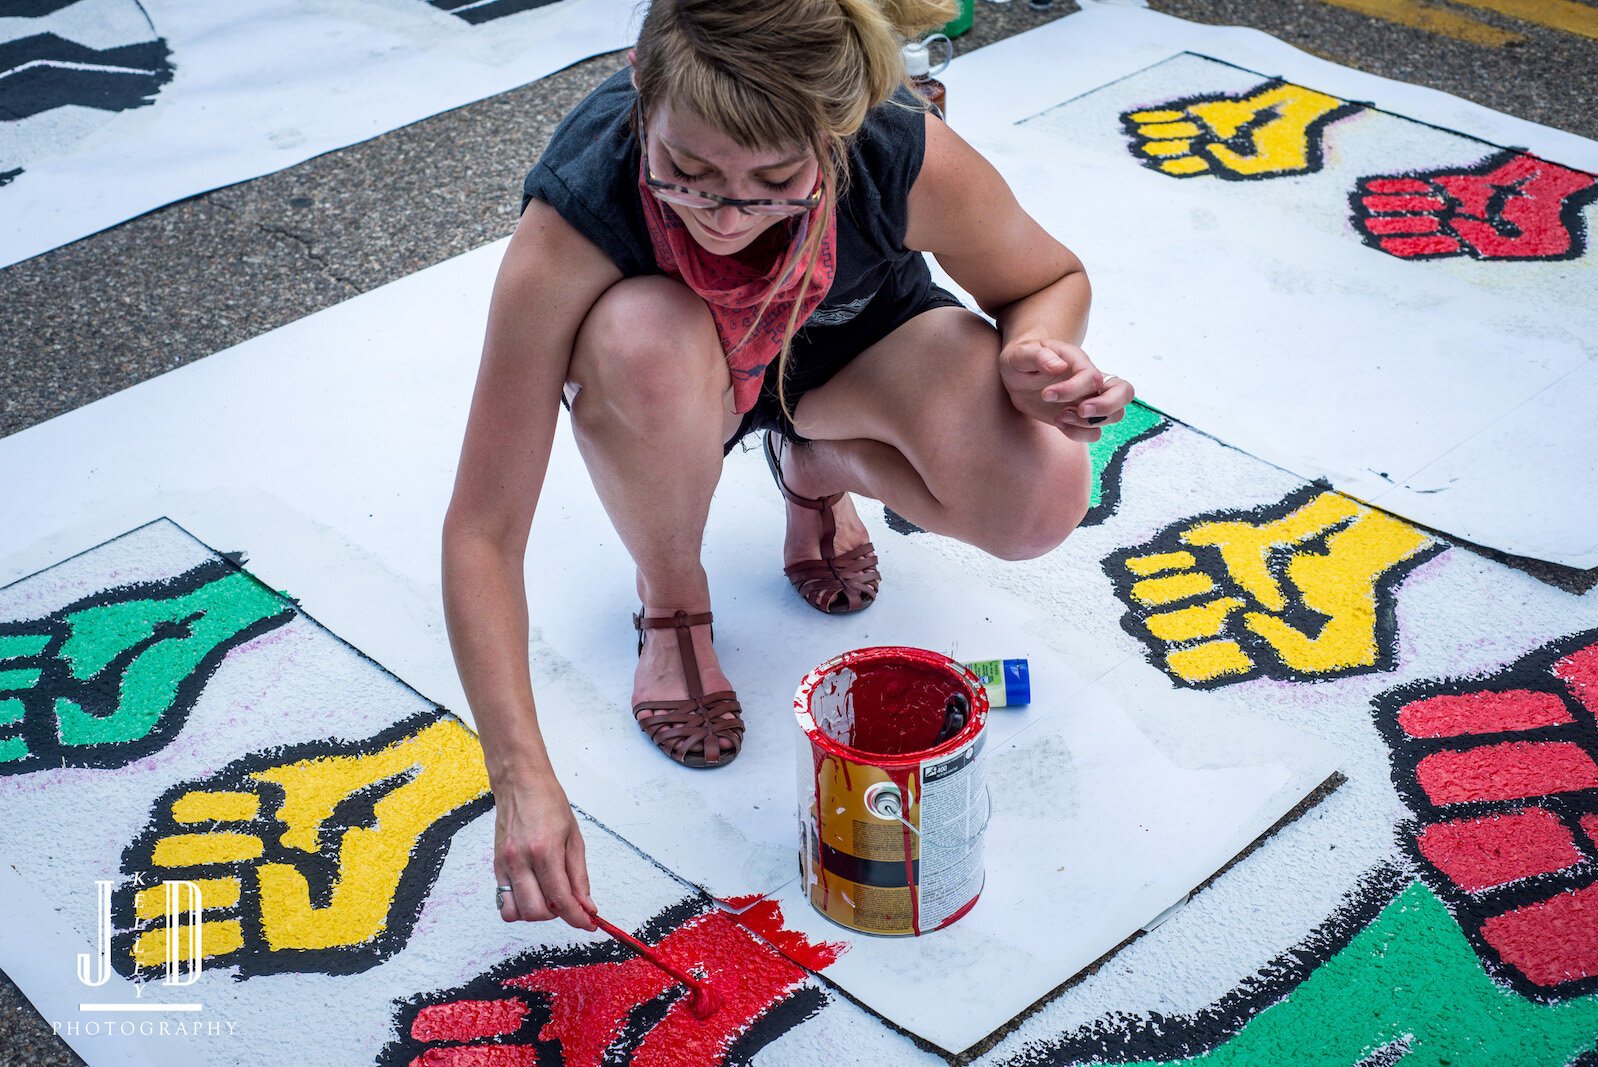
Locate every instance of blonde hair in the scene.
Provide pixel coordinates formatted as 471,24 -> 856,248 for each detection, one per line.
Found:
633,0 -> 957,419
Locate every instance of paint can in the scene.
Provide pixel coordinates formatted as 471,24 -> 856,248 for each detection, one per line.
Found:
793,646 -> 990,936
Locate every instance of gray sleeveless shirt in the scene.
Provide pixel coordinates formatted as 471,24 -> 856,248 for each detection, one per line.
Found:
522,68 -> 936,331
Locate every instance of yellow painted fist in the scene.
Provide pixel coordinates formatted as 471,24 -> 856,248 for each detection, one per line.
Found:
114,713 -> 490,978
1106,486 -> 1440,687
1122,79 -> 1361,180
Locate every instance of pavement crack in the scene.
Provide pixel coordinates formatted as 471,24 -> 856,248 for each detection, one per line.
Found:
256,221 -> 363,294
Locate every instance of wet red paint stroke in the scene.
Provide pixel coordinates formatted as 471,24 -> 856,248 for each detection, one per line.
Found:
1482,884 -> 1598,988
1415,741 -> 1598,806
1363,177 -> 1433,195
720,895 -> 846,971
1416,808 -> 1580,893
1352,150 -> 1597,261
417,1046 -> 536,1067
1555,643 -> 1598,717
1397,689 -> 1573,738
501,909 -> 815,1067
411,999 -> 528,1043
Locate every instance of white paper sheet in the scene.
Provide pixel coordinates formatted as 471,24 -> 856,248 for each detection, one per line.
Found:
0,520 -> 945,1067
0,231 -> 1334,1055
933,7 -> 1598,568
753,660 -> 1331,1053
1,0 -> 636,267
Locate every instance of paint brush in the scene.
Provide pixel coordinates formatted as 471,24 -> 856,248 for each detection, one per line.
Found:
935,692 -> 969,745
590,912 -> 723,1019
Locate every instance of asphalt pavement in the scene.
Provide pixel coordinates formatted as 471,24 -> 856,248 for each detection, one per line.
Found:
1,1 -> 1594,1062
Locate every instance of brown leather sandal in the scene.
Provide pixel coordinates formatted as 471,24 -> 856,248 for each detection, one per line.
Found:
631,609 -> 744,768
762,431 -> 881,614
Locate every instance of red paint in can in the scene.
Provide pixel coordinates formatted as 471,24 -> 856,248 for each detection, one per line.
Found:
794,647 -> 990,936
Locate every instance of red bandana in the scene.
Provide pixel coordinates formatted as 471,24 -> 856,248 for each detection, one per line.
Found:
637,166 -> 837,413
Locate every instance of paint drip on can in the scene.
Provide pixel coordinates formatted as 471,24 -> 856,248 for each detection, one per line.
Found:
793,646 -> 990,936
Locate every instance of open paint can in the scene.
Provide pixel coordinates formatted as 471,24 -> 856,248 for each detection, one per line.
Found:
793,646 -> 990,936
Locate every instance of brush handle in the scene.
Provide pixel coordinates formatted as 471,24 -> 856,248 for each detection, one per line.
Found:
591,913 -> 701,989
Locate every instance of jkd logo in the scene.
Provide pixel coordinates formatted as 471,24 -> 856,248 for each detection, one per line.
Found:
80,879 -> 203,988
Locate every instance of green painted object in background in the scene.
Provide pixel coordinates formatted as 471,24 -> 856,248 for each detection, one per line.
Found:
942,0 -> 973,38
1119,881 -> 1598,1066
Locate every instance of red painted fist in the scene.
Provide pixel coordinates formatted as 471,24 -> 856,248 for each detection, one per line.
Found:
1380,632 -> 1598,997
381,899 -> 840,1067
1352,150 -> 1597,261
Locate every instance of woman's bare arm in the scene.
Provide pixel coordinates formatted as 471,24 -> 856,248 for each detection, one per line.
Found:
905,114 -> 1133,440
442,198 -> 621,929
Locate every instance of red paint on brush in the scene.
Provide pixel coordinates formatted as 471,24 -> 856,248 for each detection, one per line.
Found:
1555,642 -> 1598,716
410,998 -> 528,1043
1481,883 -> 1598,988
590,913 -> 718,1018
1416,808 -> 1581,893
720,895 -> 845,970
1398,690 -> 1573,738
506,909 -> 813,1067
1416,741 -> 1598,805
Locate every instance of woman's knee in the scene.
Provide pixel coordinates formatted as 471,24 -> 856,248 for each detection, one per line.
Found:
568,276 -> 725,418
910,322 -> 1090,559
991,456 -> 1090,560
963,433 -> 1091,562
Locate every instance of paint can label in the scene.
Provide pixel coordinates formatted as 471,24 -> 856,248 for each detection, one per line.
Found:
794,647 -> 991,936
916,733 -> 988,929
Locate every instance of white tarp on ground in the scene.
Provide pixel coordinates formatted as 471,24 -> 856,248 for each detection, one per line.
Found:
5,7 -> 1597,1065
0,0 -> 635,268
0,237 -> 1333,1056
937,3 -> 1598,569
0,520 -> 951,1067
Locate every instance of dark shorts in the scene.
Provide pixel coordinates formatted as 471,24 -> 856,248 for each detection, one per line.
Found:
724,272 -> 964,455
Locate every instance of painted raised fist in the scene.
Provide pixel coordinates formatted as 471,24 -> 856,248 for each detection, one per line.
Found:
1106,486 -> 1437,688
382,898 -> 840,1067
1122,80 -> 1360,180
0,561 -> 291,774
1380,632 -> 1598,997
114,713 -> 490,979
1352,150 -> 1597,261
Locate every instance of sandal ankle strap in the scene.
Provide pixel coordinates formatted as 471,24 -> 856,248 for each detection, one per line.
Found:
763,432 -> 845,512
632,609 -> 714,701
633,609 -> 714,632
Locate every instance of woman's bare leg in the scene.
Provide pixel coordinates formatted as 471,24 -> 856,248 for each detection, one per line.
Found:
784,306 -> 1091,562
565,276 -> 744,710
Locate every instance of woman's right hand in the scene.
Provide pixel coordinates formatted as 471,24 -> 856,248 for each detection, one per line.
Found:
493,771 -> 598,930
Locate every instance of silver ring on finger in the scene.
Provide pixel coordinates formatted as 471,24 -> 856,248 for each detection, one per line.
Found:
495,884 -> 514,910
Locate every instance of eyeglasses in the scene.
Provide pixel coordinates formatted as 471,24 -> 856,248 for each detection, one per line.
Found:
640,132 -> 822,218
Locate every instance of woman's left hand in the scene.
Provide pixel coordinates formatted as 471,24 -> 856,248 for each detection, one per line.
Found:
999,339 -> 1135,442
